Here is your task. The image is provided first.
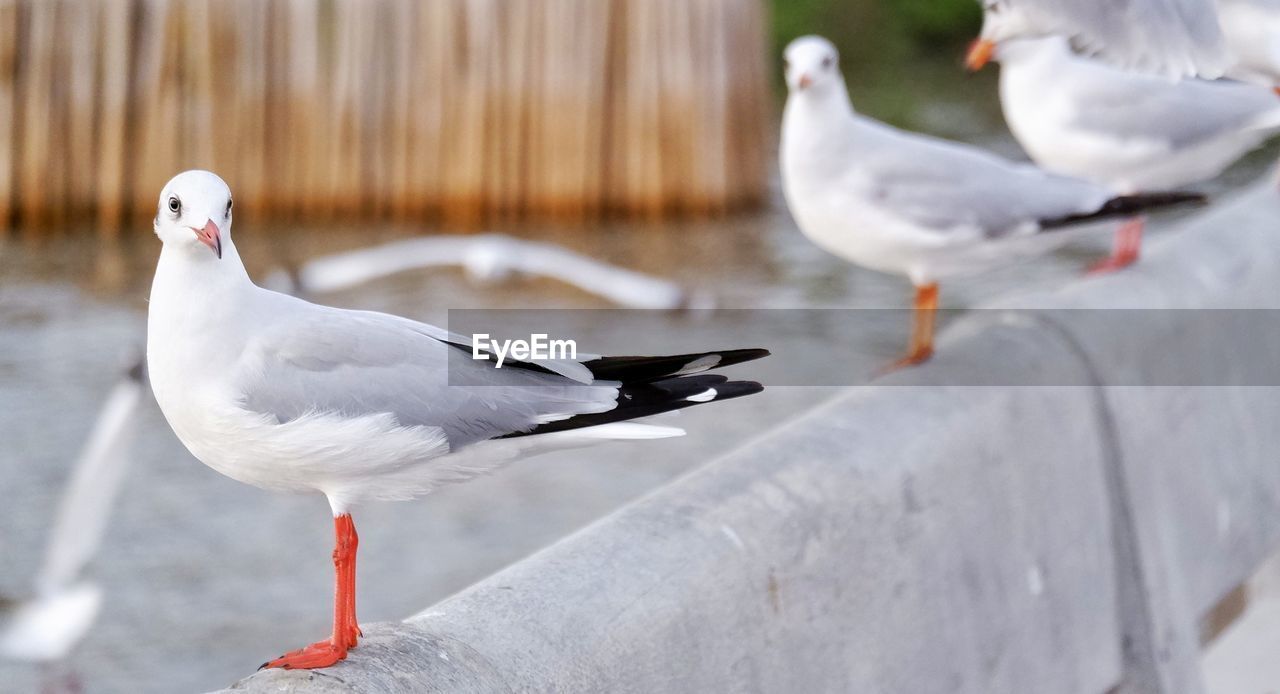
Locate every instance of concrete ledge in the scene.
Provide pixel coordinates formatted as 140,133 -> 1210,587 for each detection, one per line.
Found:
217,183 -> 1280,693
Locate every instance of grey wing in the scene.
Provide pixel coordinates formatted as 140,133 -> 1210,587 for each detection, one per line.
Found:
1016,0 -> 1228,77
858,124 -> 1111,237
236,304 -> 617,450
1069,73 -> 1280,147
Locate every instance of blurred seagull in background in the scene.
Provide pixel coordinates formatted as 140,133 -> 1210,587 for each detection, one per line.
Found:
145,170 -> 768,670
1,360 -> 145,681
263,234 -> 711,310
780,36 -> 1204,368
986,35 -> 1280,271
1216,0 -> 1280,90
967,0 -> 1229,78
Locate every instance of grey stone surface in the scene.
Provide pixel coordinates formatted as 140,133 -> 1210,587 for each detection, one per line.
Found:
220,336 -> 1124,693
992,182 -> 1280,693
217,183 -> 1280,693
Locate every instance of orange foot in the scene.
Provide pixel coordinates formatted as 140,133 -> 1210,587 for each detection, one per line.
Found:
342,623 -> 362,649
260,640 -> 349,670
1086,250 -> 1139,275
877,346 -> 934,375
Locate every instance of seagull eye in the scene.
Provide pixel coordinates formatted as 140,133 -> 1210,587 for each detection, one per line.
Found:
226,199 -> 233,216
167,196 -> 181,215
822,56 -> 833,69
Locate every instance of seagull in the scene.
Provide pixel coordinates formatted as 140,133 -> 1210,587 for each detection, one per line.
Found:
145,170 -> 768,670
966,0 -> 1230,78
1,360 -> 145,672
263,234 -> 711,310
1216,0 -> 1280,90
780,36 -> 1203,367
986,35 -> 1280,271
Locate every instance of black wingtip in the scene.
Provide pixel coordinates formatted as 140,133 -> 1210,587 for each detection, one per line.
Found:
1111,190 -> 1208,211
704,348 -> 771,373
500,374 -> 765,439
711,380 -> 765,400
1041,190 -> 1208,229
580,347 -> 771,384
721,347 -> 771,362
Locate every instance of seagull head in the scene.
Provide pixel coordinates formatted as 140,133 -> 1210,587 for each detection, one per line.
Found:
967,0 -> 1037,71
783,36 -> 842,95
154,170 -> 233,260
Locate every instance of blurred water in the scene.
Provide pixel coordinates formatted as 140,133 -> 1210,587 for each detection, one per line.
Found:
1,78 -> 1277,692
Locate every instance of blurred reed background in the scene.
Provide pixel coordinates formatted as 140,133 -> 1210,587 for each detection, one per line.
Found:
0,0 -> 771,237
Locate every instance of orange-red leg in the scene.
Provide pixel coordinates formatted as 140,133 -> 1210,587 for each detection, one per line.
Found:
883,283 -> 938,371
341,517 -> 360,647
1087,217 -> 1144,275
261,514 -> 361,670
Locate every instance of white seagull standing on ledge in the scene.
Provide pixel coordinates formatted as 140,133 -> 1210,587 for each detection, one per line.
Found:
145,170 -> 768,670
779,36 -> 1204,368
982,35 -> 1280,272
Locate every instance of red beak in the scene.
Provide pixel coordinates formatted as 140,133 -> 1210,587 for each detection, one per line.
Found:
966,39 -> 995,71
191,220 -> 222,259
798,73 -> 813,90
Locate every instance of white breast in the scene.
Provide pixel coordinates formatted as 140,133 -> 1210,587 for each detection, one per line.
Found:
781,100 -> 948,281
998,48 -> 1148,190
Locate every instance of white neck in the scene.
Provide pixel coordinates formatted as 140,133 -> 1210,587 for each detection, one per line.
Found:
151,237 -> 251,294
781,80 -> 861,187
782,79 -> 857,134
147,238 -> 255,360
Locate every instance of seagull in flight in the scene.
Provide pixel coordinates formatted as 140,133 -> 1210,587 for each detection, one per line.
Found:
780,36 -> 1203,368
263,233 -> 709,310
2,360 -> 145,684
145,170 -> 768,670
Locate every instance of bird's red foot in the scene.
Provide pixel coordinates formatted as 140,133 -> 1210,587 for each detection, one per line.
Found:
1088,218 -> 1143,275
342,623 -> 362,649
1086,249 -> 1139,275
260,514 -> 363,671
877,346 -> 934,375
260,639 -> 349,670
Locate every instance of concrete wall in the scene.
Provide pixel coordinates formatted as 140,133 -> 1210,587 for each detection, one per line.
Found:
216,182 -> 1280,693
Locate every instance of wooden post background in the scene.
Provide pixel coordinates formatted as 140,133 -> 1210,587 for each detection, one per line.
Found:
0,0 -> 769,235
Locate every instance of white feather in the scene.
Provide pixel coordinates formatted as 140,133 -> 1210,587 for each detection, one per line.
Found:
686,388 -> 717,403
